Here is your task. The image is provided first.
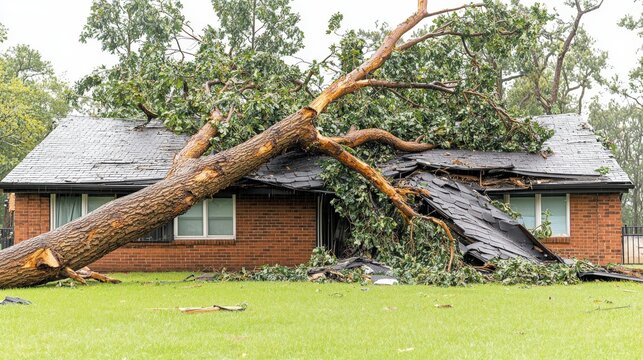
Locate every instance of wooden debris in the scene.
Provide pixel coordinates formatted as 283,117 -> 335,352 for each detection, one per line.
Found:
434,304 -> 453,308
76,267 -> 122,284
64,267 -> 87,285
179,304 -> 246,314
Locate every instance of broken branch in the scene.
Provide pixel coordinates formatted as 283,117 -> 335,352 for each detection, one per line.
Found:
354,79 -> 455,94
328,128 -> 436,152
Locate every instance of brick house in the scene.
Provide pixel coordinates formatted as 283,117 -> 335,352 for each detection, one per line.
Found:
0,114 -> 632,270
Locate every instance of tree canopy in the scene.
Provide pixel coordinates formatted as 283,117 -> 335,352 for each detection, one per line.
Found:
75,0 -> 627,256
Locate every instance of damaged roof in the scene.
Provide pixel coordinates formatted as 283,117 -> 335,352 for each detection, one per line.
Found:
403,172 -> 561,263
0,114 -> 626,264
0,113 -> 631,194
401,114 -> 632,192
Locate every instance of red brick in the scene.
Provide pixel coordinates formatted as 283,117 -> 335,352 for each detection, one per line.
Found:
13,193 -> 317,271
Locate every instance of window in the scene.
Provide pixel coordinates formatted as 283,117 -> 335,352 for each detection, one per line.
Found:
51,194 -> 116,229
507,194 -> 570,236
174,196 -> 236,239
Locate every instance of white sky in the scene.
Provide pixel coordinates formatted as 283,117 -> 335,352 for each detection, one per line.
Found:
0,0 -> 641,102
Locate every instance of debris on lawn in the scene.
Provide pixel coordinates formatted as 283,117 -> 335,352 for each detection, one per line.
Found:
577,271 -> 643,283
76,267 -> 122,284
371,275 -> 399,285
179,304 -> 247,314
0,296 -> 31,305
434,304 -> 453,309
183,273 -> 218,282
307,257 -> 394,283
63,267 -> 122,285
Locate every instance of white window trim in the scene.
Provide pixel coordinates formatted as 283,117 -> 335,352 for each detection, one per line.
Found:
50,194 -> 116,230
173,195 -> 236,240
506,193 -> 570,237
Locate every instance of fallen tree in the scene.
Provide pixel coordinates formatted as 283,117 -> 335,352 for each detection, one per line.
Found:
0,1 -> 549,288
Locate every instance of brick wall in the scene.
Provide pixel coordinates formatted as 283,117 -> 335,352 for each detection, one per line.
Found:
14,194 -> 50,243
91,193 -> 317,271
543,193 -> 622,264
11,191 -> 624,268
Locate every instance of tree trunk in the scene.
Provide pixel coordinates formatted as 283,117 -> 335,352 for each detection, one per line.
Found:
0,109 -> 316,288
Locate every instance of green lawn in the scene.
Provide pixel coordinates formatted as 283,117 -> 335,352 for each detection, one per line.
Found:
0,273 -> 641,359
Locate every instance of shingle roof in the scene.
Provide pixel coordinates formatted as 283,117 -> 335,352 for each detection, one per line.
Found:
404,172 -> 561,263
251,114 -> 632,192
1,116 -> 189,186
399,114 -> 631,190
1,113 -> 631,193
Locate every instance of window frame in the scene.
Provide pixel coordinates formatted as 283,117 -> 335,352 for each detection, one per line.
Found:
505,193 -> 570,237
173,195 -> 236,240
50,194 -> 116,230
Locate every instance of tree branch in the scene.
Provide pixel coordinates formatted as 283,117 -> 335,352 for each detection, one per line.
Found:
328,127 -> 436,152
167,108 -> 224,176
354,79 -> 455,94
312,133 -> 456,271
549,0 -> 602,112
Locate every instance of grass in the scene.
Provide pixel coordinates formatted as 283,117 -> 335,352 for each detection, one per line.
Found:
0,273 -> 641,359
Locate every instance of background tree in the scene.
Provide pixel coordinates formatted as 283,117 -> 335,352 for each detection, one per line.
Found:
0,23 -> 72,225
503,0 -> 606,116
589,100 -> 643,226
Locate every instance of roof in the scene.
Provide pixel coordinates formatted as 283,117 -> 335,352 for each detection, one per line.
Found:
404,172 -> 560,263
1,116 -> 189,191
252,114 -> 632,193
400,114 -> 632,192
0,113 -> 632,193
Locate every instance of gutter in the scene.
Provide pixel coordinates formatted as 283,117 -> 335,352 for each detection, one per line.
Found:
483,181 -> 634,195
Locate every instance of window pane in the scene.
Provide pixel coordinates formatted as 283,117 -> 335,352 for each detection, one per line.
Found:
542,196 -> 568,235
207,198 -> 234,236
55,195 -> 82,228
177,201 -> 204,236
510,196 -> 536,228
87,196 -> 115,213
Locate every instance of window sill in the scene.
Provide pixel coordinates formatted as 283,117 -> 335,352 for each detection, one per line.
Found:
542,236 -> 571,244
174,238 -> 236,245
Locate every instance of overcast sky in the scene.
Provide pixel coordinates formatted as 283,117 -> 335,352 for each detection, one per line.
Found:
0,0 -> 640,102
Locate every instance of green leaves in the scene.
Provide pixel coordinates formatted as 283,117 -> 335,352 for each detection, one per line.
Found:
326,12 -> 343,35
211,0 -> 304,56
0,52 -> 71,178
